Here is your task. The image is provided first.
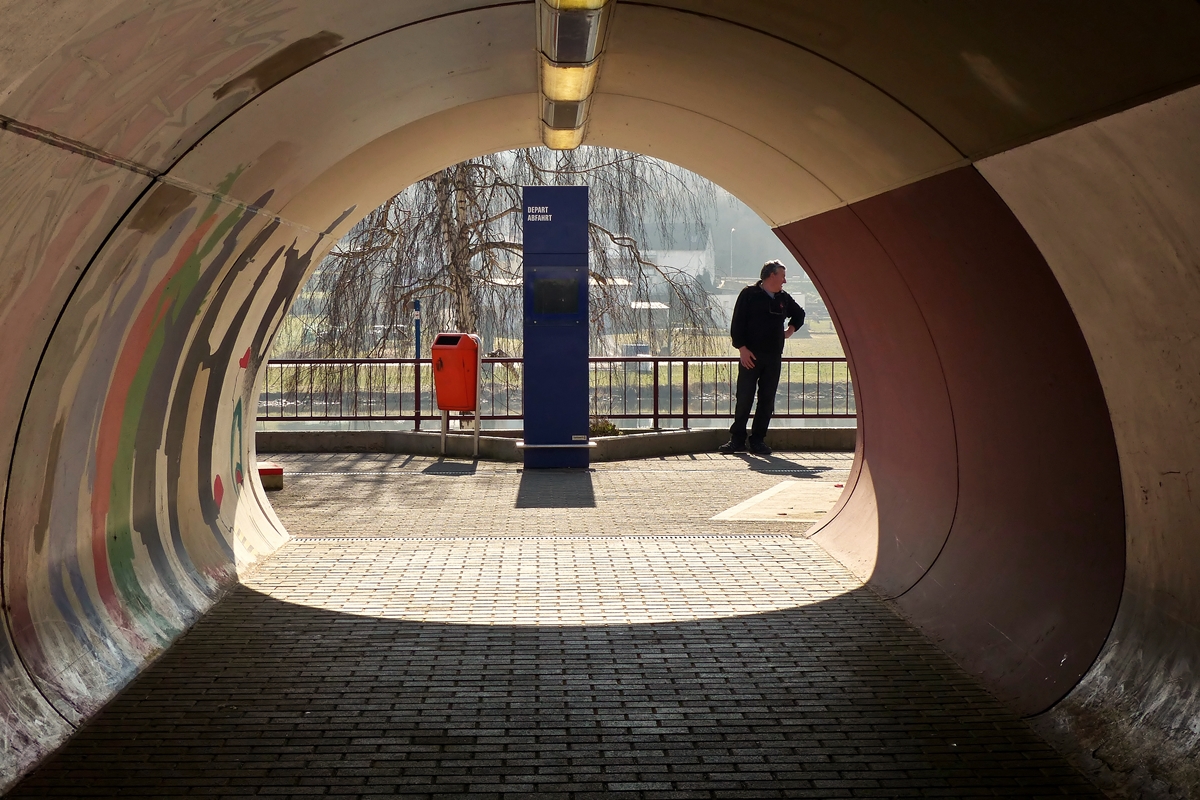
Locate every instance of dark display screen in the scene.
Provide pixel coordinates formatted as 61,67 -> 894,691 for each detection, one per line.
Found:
532,278 -> 580,314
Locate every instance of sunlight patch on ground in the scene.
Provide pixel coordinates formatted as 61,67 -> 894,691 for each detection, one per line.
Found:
245,536 -> 859,626
712,479 -> 844,523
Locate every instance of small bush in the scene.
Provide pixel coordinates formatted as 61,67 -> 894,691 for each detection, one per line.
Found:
589,417 -> 621,437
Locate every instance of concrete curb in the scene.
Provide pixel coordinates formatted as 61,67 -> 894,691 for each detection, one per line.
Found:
256,430 -> 522,461
257,427 -> 855,462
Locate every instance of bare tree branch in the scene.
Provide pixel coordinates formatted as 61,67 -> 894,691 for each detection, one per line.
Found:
282,147 -> 719,358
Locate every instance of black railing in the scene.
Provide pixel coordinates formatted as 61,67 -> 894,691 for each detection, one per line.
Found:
257,357 -> 854,428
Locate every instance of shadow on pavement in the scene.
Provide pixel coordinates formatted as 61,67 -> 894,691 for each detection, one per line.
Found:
9,587 -> 1101,798
737,453 -> 831,475
515,469 -> 596,508
423,459 -> 478,476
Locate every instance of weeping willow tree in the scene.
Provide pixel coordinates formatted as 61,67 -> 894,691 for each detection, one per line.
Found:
287,147 -> 719,358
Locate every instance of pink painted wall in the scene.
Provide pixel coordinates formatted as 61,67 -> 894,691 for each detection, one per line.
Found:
777,167 -> 1126,716
978,84 -> 1200,793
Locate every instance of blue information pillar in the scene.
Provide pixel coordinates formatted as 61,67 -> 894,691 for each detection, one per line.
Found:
521,185 -> 591,469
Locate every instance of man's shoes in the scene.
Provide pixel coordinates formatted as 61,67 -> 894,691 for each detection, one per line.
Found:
718,440 -> 746,454
747,440 -> 773,456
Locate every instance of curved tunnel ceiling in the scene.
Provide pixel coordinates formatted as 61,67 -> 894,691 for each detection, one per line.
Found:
3,0 -> 1200,792
6,2 -> 1199,229
171,1 -> 966,232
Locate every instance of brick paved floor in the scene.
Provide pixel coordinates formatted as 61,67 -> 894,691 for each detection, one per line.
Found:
264,451 -> 851,538
11,453 -> 1103,798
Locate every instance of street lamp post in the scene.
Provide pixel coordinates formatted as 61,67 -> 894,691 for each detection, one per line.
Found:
413,298 -> 421,358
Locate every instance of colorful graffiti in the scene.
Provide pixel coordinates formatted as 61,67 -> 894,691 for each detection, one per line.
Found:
0,134 -> 149,793
0,5 -> 363,784
0,167 -> 344,786
0,0 -> 473,788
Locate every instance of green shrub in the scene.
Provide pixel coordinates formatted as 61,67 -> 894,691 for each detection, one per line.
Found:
589,417 -> 621,437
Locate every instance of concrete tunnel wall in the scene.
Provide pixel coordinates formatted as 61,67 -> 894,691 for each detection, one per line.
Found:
777,165 -> 1127,717
1,1 -> 1200,792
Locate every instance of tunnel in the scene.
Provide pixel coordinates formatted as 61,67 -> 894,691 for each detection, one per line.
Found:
2,1 -> 1200,793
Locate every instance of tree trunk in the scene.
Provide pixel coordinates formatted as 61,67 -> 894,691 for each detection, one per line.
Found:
435,164 -> 479,333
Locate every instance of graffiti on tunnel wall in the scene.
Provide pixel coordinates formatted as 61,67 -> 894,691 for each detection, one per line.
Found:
0,140 -> 151,789
1,168 -> 347,786
0,4 -> 359,769
0,7 -> 353,781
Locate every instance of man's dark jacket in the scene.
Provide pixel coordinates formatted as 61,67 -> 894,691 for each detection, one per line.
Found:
730,282 -> 805,358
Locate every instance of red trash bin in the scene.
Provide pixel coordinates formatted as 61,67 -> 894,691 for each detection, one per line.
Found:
432,333 -> 481,411
431,333 -> 481,456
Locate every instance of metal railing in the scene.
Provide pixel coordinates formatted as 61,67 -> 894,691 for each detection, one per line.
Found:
257,356 -> 854,428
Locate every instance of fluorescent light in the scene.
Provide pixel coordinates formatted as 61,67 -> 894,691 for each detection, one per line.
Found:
538,4 -> 610,63
544,0 -> 608,10
540,56 -> 598,103
541,125 -> 585,150
534,0 -> 613,152
543,97 -> 589,129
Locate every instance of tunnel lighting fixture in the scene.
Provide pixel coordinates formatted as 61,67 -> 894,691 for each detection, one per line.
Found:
541,125 -> 586,150
536,0 -> 613,150
538,2 -> 611,64
543,97 -> 589,129
544,0 -> 608,9
540,54 -> 599,103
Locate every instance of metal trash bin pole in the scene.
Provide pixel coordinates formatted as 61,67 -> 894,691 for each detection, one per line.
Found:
431,332 -> 482,458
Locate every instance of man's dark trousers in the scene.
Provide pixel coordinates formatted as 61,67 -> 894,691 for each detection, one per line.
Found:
729,354 -> 781,446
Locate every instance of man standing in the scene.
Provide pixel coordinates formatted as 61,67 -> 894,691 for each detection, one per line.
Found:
719,260 -> 805,456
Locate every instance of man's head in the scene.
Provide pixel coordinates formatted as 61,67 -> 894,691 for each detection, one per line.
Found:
760,260 -> 787,293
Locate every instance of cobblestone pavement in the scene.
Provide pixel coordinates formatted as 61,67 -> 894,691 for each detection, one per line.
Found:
262,451 -> 853,538
11,453 -> 1103,799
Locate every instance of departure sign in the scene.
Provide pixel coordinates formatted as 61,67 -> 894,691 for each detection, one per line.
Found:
521,185 -> 591,469
523,186 -> 588,256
